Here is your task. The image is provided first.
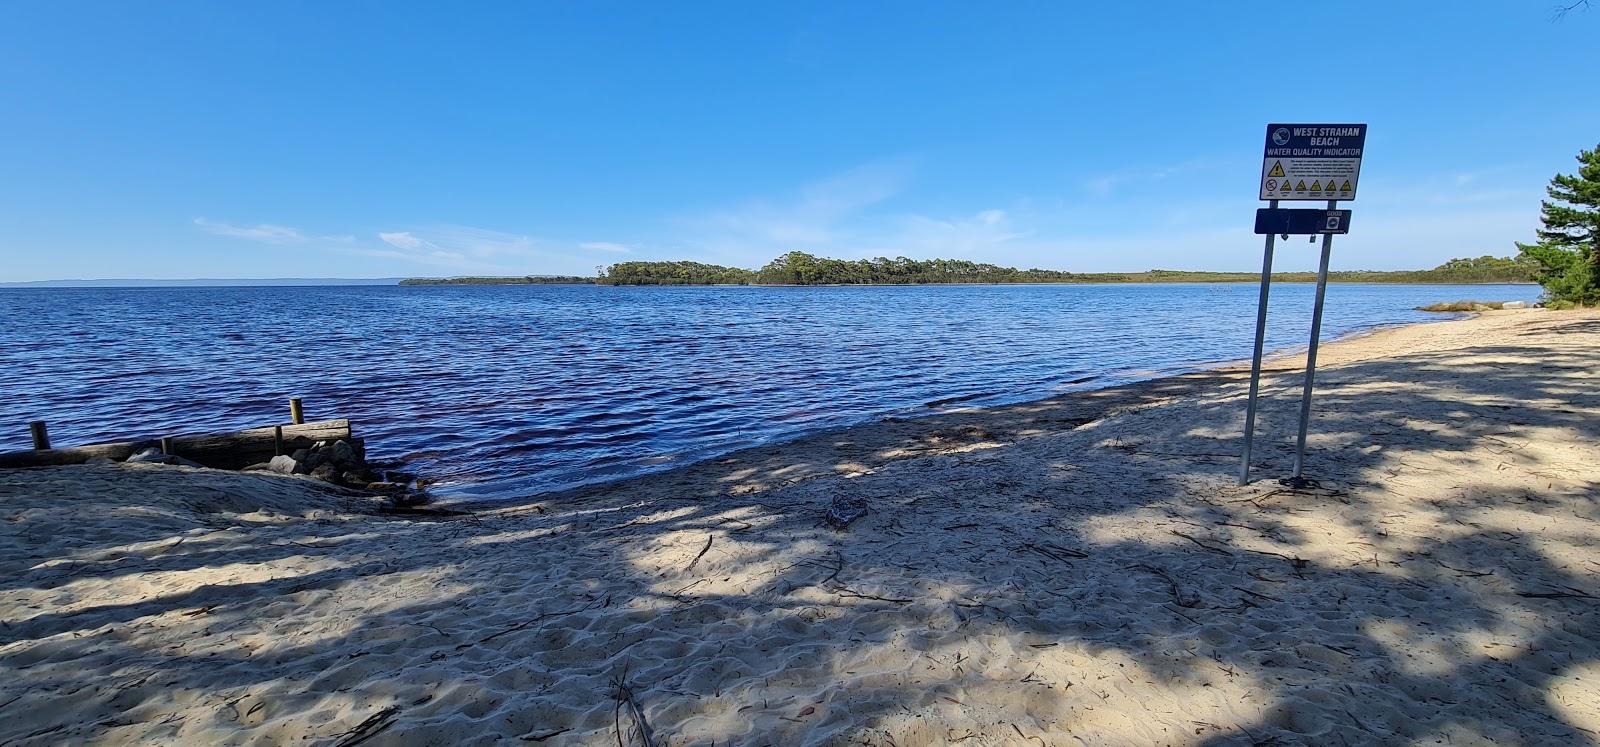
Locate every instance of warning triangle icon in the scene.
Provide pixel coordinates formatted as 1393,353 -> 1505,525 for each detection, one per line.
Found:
1267,161 -> 1286,178
1341,180 -> 1353,192
1311,180 -> 1322,192
1295,180 -> 1307,191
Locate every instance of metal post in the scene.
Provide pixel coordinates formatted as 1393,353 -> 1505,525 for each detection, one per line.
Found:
29,421 -> 50,450
1291,200 -> 1337,480
1239,200 -> 1279,485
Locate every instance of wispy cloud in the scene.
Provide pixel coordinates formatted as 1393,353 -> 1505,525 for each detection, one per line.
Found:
366,225 -> 545,271
579,241 -> 633,254
687,159 -> 914,250
1082,158 -> 1232,197
828,208 -> 1035,263
194,218 -> 353,245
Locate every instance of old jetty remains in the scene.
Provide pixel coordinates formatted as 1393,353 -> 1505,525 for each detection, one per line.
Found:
1,399 -> 422,501
0,418 -> 354,470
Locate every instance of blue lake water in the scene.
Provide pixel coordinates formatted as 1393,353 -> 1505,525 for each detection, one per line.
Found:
0,283 -> 1540,498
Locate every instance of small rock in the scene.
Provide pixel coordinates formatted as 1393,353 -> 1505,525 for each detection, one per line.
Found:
342,470 -> 373,485
268,455 -> 303,475
825,495 -> 869,530
310,464 -> 340,482
291,448 -> 310,461
126,448 -> 172,464
302,452 -> 328,471
329,440 -> 357,466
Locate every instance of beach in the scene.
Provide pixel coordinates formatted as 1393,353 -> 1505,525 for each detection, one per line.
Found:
2,308 -> 1597,744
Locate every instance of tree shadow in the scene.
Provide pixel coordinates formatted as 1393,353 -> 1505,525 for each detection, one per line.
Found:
2,320 -> 1598,745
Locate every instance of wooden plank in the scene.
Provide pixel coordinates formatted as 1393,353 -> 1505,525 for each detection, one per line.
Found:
0,419 -> 352,470
0,439 -> 156,468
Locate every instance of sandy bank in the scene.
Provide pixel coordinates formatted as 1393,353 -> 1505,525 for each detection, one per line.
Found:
2,309 -> 1598,745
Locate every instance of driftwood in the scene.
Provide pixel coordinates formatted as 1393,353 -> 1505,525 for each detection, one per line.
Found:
0,420 -> 352,470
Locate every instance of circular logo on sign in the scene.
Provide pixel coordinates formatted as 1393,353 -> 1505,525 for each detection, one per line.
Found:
1266,179 -> 1277,191
1272,127 -> 1291,146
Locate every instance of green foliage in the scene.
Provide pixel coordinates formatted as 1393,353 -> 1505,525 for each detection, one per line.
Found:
398,275 -> 592,286
1516,143 -> 1600,306
600,252 -> 1535,286
751,252 -> 1088,285
597,261 -> 754,285
407,253 -> 1538,287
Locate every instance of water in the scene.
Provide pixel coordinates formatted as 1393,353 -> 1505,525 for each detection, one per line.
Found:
0,283 -> 1539,498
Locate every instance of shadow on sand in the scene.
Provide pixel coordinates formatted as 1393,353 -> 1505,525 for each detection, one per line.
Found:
2,316 -> 1597,745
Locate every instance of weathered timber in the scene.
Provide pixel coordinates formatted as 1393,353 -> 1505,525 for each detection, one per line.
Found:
0,419 -> 352,470
289,397 -> 305,425
29,421 -> 50,450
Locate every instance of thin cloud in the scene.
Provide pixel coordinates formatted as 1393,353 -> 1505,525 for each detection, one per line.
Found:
193,218 -> 352,245
368,225 -> 547,272
378,231 -> 428,250
1081,158 -> 1233,197
686,159 -> 915,250
580,242 -> 634,254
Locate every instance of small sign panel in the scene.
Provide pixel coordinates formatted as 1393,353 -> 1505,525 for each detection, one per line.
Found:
1254,208 -> 1353,235
1259,123 -> 1366,201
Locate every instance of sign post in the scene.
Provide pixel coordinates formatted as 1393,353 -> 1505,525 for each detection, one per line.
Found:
1240,123 -> 1366,486
1237,200 -> 1278,485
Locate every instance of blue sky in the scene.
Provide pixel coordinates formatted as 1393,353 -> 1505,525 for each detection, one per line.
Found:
2,2 -> 1596,280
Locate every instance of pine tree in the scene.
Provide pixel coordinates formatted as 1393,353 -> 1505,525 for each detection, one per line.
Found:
1517,143 -> 1600,306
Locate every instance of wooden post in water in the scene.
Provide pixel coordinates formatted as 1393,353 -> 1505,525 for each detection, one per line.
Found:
273,425 -> 285,456
29,421 -> 50,450
160,437 -> 175,455
289,398 -> 305,425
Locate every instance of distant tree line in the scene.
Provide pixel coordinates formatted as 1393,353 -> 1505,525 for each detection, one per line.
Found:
398,275 -> 593,286
592,261 -> 757,286
591,251 -> 1538,286
400,252 -> 1539,287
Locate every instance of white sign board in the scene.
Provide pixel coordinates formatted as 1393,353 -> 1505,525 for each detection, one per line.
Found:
1258,123 -> 1366,201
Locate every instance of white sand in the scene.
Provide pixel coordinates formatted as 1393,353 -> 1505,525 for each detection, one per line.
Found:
2,309 -> 1598,746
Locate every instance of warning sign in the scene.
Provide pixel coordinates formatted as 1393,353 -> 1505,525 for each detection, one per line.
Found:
1259,123 -> 1365,201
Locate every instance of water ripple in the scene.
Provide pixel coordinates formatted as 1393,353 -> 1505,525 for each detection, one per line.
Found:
0,283 -> 1538,498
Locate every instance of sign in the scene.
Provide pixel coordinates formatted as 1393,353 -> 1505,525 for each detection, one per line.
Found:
1254,208 -> 1352,235
1259,123 -> 1366,201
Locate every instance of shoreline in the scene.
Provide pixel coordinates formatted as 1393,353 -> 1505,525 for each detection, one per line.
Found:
491,311 -> 1470,512
4,308 -> 1597,744
443,309 -> 1476,508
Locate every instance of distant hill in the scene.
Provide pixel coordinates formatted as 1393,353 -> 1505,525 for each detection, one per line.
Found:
0,278 -> 404,288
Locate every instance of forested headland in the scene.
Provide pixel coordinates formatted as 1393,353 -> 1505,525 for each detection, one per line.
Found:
401,252 -> 1538,286
399,275 -> 594,286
